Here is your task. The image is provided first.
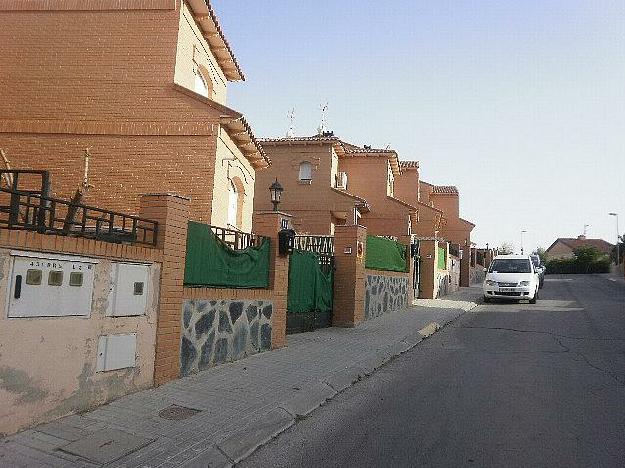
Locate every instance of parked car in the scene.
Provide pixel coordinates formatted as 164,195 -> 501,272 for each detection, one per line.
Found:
483,254 -> 540,303
530,254 -> 545,288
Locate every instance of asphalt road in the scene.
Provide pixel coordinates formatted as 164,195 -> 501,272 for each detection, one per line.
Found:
241,275 -> 625,468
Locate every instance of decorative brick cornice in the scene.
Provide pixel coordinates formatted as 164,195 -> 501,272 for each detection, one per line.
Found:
0,119 -> 216,136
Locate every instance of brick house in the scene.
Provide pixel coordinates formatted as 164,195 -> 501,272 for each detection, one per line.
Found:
339,145 -> 417,239
394,161 -> 445,238
0,0 -> 268,232
256,135 -> 417,239
545,236 -> 613,260
255,136 -> 369,234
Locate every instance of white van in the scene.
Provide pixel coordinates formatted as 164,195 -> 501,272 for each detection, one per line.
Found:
483,254 -> 540,303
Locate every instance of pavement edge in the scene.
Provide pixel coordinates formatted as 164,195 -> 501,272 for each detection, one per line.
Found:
187,300 -> 478,466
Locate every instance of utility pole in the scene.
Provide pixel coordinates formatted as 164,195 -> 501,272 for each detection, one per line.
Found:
609,213 -> 619,266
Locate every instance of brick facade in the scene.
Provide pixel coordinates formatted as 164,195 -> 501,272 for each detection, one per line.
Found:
0,1 -> 264,230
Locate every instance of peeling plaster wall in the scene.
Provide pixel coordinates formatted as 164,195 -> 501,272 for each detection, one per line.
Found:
364,273 -> 409,320
180,299 -> 273,376
0,250 -> 160,435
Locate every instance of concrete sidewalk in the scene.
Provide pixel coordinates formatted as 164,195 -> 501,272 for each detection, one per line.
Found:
0,288 -> 480,468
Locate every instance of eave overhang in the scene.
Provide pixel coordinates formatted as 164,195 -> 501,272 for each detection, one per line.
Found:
187,0 -> 245,81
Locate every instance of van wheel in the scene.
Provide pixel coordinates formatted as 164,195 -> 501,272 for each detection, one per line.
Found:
483,296 -> 491,303
530,290 -> 538,304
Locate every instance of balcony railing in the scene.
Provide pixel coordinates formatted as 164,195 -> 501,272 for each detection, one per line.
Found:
0,187 -> 158,247
210,224 -> 268,250
294,235 -> 334,255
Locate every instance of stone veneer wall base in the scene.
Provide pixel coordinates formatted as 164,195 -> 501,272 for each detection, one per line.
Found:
181,299 -> 273,376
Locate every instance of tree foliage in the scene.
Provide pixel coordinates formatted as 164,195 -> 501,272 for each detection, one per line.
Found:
610,234 -> 625,264
532,247 -> 547,264
545,245 -> 610,274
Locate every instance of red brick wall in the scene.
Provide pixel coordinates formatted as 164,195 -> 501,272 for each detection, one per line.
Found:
0,6 -> 227,222
0,134 -> 218,222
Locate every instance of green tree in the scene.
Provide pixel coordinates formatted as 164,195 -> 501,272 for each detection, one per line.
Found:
610,234 -> 625,264
532,247 -> 547,264
573,246 -> 607,273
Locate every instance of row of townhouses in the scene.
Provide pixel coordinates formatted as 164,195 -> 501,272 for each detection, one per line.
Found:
0,1 -> 493,435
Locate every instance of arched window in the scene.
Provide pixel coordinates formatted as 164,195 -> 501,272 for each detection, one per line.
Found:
227,180 -> 238,227
298,161 -> 312,182
194,67 -> 210,98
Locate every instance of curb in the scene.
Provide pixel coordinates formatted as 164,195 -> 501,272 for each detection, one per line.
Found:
185,301 -> 478,467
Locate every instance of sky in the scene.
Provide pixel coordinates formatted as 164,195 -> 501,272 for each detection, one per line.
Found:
212,0 -> 625,253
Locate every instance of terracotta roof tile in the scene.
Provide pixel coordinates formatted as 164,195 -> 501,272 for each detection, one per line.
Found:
432,185 -> 459,194
399,161 -> 420,168
548,238 -> 614,255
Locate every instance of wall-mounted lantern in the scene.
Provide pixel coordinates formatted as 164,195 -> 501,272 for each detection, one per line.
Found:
269,179 -> 283,212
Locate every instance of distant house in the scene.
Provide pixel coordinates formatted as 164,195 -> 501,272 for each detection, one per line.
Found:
545,236 -> 613,260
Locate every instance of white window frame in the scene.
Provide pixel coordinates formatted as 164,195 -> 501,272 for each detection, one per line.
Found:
298,161 -> 313,182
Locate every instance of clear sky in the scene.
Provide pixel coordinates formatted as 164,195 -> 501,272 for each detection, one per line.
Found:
213,0 -> 625,253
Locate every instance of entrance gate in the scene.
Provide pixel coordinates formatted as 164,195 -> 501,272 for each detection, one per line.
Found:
411,240 -> 420,299
286,236 -> 334,334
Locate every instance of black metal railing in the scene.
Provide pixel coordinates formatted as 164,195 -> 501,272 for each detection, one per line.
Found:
210,224 -> 268,250
0,187 -> 158,246
294,235 -> 334,255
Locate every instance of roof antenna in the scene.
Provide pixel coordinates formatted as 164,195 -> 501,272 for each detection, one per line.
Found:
317,102 -> 328,136
385,143 -> 391,150
583,224 -> 589,236
286,107 -> 296,138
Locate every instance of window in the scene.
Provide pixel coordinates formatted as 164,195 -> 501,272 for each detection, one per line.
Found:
489,259 -> 532,273
48,270 -> 63,286
299,161 -> 312,182
227,179 -> 238,227
69,272 -> 83,287
26,269 -> 42,285
194,67 -> 210,98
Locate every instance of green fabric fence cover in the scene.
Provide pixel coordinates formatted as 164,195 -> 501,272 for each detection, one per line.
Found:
365,235 -> 408,273
437,246 -> 447,270
184,221 -> 270,288
287,250 -> 333,314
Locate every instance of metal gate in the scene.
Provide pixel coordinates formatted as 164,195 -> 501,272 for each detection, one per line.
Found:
412,240 -> 420,299
286,236 -> 335,334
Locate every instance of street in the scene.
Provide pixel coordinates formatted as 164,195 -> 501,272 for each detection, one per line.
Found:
242,275 -> 625,468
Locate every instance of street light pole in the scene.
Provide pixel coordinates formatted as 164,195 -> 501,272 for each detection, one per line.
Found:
609,213 -> 619,266
520,230 -> 527,255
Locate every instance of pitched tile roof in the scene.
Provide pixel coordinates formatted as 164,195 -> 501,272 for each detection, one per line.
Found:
547,238 -> 614,255
188,0 -> 244,81
399,161 -> 420,169
432,185 -> 459,194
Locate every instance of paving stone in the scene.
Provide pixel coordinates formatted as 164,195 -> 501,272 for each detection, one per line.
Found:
323,365 -> 366,392
278,382 -> 337,418
60,429 -> 154,464
217,408 -> 294,463
180,445 -> 233,468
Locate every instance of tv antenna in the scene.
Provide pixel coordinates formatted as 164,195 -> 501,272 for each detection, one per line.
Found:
286,108 -> 296,138
583,224 -> 590,236
317,102 -> 328,135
